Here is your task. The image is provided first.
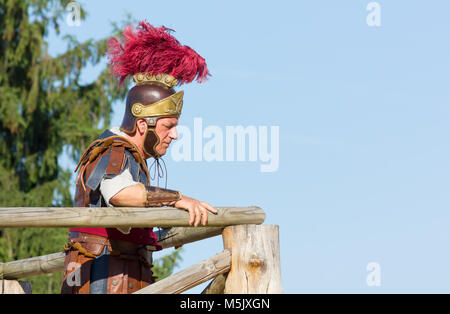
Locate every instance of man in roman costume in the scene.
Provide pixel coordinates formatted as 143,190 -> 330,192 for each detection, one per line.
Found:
61,21 -> 217,294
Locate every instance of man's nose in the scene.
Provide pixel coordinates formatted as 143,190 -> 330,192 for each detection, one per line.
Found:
169,127 -> 178,140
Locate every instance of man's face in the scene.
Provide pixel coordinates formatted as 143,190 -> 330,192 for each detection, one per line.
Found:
154,117 -> 179,156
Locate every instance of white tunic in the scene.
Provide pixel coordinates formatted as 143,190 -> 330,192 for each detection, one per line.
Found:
99,127 -> 141,234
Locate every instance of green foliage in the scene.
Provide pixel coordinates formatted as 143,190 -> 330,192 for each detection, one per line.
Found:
0,228 -> 68,293
0,0 -> 181,293
152,248 -> 183,281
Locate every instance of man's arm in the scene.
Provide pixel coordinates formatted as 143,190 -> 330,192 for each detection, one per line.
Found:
109,184 -> 218,227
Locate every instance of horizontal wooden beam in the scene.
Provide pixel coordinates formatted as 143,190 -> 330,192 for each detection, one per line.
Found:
0,253 -> 63,280
0,226 -> 224,280
154,226 -> 224,249
134,249 -> 231,294
0,206 -> 265,228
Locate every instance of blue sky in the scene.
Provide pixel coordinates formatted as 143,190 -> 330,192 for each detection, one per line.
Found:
51,0 -> 450,293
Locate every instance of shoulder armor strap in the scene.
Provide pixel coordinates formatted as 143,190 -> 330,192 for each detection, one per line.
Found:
85,147 -> 112,191
85,145 -> 126,191
75,134 -> 150,191
74,136 -> 124,173
105,146 -> 125,176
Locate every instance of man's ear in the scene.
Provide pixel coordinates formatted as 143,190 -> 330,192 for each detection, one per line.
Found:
136,119 -> 148,136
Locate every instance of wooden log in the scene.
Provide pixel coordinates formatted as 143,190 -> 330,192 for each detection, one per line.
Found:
0,227 -> 224,280
0,280 -> 32,294
134,249 -> 231,294
201,273 -> 227,294
0,206 -> 265,228
222,224 -> 282,293
0,253 -> 65,280
155,227 -> 223,249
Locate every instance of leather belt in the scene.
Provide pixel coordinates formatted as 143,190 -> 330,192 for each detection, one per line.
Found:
68,231 -> 157,255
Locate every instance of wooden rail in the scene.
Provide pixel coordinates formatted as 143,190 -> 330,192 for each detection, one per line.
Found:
0,206 -> 265,228
134,250 -> 231,294
0,206 -> 283,295
0,227 -> 224,280
0,253 -> 64,280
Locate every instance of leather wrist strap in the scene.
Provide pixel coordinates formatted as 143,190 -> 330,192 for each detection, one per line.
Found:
143,185 -> 182,207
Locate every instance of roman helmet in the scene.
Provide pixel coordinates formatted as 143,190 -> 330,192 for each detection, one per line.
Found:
107,21 -> 209,159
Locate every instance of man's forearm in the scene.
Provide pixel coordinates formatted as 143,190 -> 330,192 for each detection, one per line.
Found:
109,183 -> 181,207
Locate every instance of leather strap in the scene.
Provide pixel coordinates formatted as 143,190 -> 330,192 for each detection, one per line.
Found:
68,232 -> 158,255
105,146 -> 125,176
61,232 -> 155,294
144,185 -> 182,207
86,147 -> 112,191
75,133 -> 150,193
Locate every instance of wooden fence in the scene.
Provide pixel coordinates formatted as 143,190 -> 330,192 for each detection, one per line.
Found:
0,206 -> 282,294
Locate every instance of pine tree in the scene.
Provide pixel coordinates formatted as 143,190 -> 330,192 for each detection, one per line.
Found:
0,0 -> 182,293
152,248 -> 183,281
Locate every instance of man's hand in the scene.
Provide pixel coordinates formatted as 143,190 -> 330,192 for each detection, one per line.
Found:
174,195 -> 218,227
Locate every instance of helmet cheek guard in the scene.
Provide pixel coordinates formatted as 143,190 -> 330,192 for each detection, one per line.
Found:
143,127 -> 160,159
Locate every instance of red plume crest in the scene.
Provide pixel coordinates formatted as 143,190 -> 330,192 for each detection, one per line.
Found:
107,21 -> 210,86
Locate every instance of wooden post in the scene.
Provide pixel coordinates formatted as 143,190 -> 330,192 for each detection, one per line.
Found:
0,280 -> 32,294
222,224 -> 282,294
201,273 -> 227,294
